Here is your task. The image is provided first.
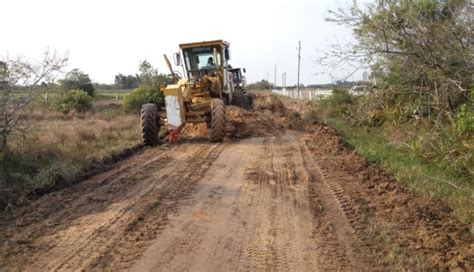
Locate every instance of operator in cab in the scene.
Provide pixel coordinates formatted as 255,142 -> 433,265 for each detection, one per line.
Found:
203,57 -> 216,69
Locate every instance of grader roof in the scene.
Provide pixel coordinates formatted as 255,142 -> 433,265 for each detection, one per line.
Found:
179,40 -> 230,49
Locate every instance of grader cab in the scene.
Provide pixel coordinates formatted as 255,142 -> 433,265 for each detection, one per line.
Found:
140,40 -> 233,146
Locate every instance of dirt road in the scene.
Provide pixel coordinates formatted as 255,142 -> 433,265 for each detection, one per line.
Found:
0,131 -> 371,271
1,98 -> 472,271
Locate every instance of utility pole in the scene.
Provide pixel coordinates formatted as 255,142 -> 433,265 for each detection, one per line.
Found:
297,41 -> 301,92
274,65 -> 277,89
282,72 -> 286,89
267,73 -> 270,91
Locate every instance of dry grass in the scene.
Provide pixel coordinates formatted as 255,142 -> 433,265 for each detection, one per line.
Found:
4,97 -> 141,189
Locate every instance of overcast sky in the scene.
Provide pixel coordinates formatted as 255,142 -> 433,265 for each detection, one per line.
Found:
1,0 -> 363,85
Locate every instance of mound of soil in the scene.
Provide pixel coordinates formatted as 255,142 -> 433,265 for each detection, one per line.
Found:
252,94 -> 286,113
305,124 -> 474,270
176,94 -> 304,140
226,94 -> 303,138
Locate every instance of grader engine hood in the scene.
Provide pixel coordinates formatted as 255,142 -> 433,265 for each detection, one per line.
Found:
163,79 -> 190,128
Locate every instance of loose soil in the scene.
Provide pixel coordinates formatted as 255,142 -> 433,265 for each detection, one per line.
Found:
0,94 -> 472,271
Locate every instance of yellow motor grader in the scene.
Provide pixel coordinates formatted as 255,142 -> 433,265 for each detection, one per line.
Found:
141,40 -> 235,146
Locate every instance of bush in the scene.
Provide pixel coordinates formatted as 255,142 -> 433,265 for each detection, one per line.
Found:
456,86 -> 474,135
59,69 -> 95,96
52,89 -> 93,114
123,85 -> 164,113
313,88 -> 354,121
330,88 -> 353,115
457,104 -> 474,135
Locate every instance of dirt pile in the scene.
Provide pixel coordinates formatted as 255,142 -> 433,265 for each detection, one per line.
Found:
226,93 -> 303,138
181,123 -> 208,139
175,93 -> 304,140
168,94 -> 303,140
305,124 -> 474,270
252,94 -> 286,113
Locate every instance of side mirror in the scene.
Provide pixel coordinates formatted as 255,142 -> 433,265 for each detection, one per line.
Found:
173,53 -> 181,66
224,47 -> 230,61
243,68 -> 246,73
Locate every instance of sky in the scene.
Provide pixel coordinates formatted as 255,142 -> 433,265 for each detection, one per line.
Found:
1,0 -> 363,85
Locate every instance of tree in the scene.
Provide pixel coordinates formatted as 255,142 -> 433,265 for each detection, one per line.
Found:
247,80 -> 272,90
0,49 -> 68,152
122,60 -> 169,112
114,73 -> 139,89
59,68 -> 95,96
52,89 -> 93,114
0,61 -> 7,85
137,60 -> 168,89
321,0 -> 473,118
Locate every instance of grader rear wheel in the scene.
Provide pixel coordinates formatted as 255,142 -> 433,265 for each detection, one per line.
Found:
208,99 -> 226,142
141,103 -> 160,146
232,88 -> 244,107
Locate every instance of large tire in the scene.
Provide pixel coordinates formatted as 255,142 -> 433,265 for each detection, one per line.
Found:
247,93 -> 256,109
208,99 -> 226,142
243,94 -> 250,110
232,88 -> 244,107
141,103 -> 159,146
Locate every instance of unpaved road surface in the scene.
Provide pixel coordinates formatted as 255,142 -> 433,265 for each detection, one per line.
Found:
1,98 -> 472,271
0,132 -> 370,271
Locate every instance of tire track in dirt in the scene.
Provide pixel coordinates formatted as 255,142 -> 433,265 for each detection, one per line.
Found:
300,137 -> 371,270
91,142 -> 226,270
132,132 -> 356,271
2,131 -> 378,271
0,141 -> 225,271
130,138 -> 262,271
240,134 -> 320,271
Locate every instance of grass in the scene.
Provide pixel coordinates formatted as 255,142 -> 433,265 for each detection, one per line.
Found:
324,117 -> 473,223
2,90 -> 141,191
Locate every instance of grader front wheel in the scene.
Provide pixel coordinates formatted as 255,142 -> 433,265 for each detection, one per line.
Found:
208,99 -> 226,142
141,103 -> 160,146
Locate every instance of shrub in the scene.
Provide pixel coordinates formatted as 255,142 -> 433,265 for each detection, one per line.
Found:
123,85 -> 164,113
456,86 -> 474,135
457,104 -> 474,135
330,88 -> 353,115
52,89 -> 93,114
59,69 -> 95,96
